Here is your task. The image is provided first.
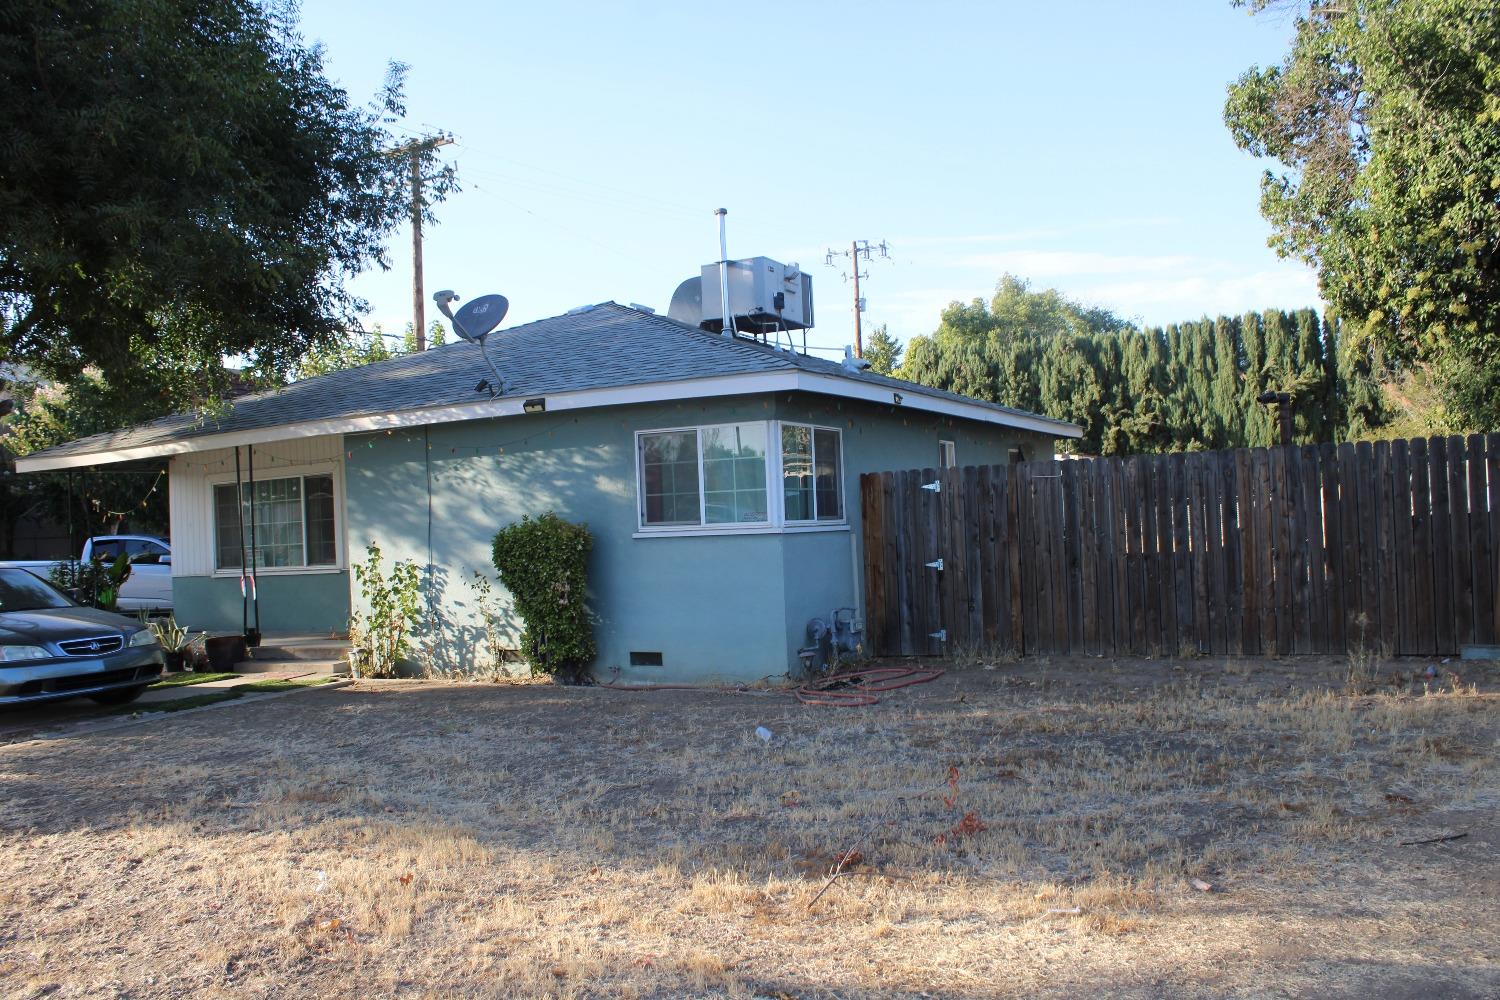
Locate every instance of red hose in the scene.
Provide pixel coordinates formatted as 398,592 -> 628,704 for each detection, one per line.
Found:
794,666 -> 945,707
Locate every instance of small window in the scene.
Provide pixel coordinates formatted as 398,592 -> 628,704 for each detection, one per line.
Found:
939,440 -> 957,469
781,423 -> 844,522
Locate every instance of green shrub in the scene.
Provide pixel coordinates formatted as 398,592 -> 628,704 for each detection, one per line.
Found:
49,554 -> 132,611
490,513 -> 595,683
349,542 -> 422,677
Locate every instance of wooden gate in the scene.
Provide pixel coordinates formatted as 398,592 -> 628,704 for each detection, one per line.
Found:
859,435 -> 1500,657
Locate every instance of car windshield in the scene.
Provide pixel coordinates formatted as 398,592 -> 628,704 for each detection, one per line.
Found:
0,569 -> 77,612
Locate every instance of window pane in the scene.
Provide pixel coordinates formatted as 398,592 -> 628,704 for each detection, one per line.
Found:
304,474 -> 337,565
641,430 -> 701,525
214,484 -> 243,569
814,428 -> 843,520
248,477 -> 304,567
701,423 -> 767,523
781,424 -> 813,521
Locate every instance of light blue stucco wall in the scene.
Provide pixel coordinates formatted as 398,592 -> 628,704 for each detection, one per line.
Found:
344,396 -> 792,682
173,572 -> 350,635
339,391 -> 1054,682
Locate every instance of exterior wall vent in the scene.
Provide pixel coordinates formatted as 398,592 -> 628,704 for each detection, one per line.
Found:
629,651 -> 664,667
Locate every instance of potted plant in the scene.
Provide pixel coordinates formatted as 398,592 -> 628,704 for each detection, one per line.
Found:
145,616 -> 206,672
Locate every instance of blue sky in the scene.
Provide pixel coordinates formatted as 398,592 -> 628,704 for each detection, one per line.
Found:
298,0 -> 1316,357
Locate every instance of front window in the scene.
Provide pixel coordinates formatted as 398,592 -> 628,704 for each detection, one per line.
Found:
214,474 -> 337,569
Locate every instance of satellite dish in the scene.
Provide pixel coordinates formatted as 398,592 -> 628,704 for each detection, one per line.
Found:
452,294 -> 509,343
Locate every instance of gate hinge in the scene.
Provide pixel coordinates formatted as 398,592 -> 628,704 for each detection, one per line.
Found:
925,558 -> 944,571
929,629 -> 947,642
921,481 -> 941,492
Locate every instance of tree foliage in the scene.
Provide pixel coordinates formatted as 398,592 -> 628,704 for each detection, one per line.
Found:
863,324 -> 904,376
0,0 -> 456,405
0,369 -> 169,556
901,275 -> 1388,455
1224,0 -> 1500,430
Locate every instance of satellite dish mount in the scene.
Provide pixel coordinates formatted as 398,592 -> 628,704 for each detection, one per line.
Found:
434,290 -> 509,397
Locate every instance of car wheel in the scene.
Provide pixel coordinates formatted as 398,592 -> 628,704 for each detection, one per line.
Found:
89,685 -> 148,706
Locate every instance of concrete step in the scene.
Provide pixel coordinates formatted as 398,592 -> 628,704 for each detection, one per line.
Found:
245,642 -> 351,662
234,657 -> 349,675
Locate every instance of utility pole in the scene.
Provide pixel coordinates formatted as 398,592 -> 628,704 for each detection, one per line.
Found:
391,134 -> 454,352
824,239 -> 889,358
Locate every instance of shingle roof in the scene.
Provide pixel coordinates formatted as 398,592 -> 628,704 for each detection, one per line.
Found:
20,303 -> 1078,466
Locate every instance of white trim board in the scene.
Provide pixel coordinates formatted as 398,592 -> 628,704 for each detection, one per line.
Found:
15,371 -> 1082,472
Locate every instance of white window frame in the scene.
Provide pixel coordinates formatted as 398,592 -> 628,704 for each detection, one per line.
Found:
634,420 -> 847,537
206,462 -> 345,576
939,439 -> 957,469
778,421 -> 846,525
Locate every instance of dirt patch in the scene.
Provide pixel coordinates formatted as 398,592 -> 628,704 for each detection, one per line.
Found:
0,655 -> 1495,998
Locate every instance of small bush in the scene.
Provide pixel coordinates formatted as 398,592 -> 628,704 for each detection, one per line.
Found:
50,554 -> 132,611
491,512 -> 595,683
349,542 -> 422,677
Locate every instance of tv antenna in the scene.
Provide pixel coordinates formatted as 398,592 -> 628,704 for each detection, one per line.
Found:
824,240 -> 889,358
433,290 -> 509,397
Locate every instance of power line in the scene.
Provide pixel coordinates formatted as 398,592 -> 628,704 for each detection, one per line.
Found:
824,240 -> 890,358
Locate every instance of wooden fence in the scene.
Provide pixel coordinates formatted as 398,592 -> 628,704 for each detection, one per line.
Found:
859,434 -> 1500,658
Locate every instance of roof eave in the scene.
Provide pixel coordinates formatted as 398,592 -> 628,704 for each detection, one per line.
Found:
14,370 -> 1079,472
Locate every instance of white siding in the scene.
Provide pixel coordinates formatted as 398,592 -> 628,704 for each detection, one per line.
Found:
169,436 -> 345,577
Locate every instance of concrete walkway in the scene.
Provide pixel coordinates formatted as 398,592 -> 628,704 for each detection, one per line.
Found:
135,666 -> 335,704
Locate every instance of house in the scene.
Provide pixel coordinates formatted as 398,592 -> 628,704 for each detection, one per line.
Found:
15,303 -> 1080,682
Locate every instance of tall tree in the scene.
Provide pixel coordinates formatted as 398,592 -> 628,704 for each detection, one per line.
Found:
903,275 -> 1388,454
864,324 -> 904,376
1224,0 -> 1500,430
0,0 -> 456,406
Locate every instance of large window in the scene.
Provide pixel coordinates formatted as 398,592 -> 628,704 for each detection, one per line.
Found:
637,421 -> 841,531
640,423 -> 769,527
214,473 -> 337,569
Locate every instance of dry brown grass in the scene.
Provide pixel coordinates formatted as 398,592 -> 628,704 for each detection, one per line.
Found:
0,654 -> 1496,999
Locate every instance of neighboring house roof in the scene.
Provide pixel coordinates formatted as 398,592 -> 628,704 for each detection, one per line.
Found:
16,302 -> 1080,472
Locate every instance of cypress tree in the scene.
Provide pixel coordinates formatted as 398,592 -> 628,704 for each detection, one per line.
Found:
901,276 -> 1393,455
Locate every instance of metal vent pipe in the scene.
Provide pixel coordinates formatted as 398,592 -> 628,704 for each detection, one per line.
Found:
715,208 -> 733,337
